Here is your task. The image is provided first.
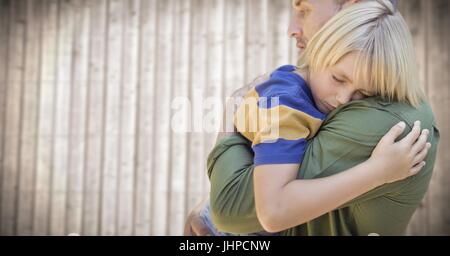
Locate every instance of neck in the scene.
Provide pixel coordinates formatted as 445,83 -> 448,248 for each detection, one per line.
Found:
295,67 -> 310,84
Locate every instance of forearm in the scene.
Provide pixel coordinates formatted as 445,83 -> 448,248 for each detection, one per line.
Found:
257,159 -> 384,232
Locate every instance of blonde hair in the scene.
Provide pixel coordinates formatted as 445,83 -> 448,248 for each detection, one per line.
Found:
298,0 -> 425,107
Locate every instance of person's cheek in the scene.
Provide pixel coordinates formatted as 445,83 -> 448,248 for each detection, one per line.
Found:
318,80 -> 330,101
325,85 -> 335,101
320,77 -> 334,100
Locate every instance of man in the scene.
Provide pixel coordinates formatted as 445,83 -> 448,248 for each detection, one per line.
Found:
185,0 -> 439,236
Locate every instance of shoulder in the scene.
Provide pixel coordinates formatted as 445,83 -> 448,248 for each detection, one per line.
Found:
325,97 -> 437,138
254,65 -> 324,120
255,65 -> 308,99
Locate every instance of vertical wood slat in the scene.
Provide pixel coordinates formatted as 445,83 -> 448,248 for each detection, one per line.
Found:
66,0 -> 89,235
268,0 -> 292,69
446,0 -> 450,235
185,0 -> 208,220
134,0 -> 156,236
151,0 -> 174,236
117,0 -> 139,236
245,0 -> 269,81
82,0 -> 107,236
50,0 -> 76,236
1,0 -> 25,235
101,0 -> 123,236
223,0 -> 245,98
168,0 -> 191,236
16,0 -> 41,236
33,0 -> 58,236
0,0 -> 10,235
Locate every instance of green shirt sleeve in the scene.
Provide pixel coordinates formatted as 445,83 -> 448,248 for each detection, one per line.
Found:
208,98 -> 439,235
207,134 -> 265,233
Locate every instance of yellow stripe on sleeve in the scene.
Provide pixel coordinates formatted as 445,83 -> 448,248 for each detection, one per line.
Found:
234,88 -> 323,146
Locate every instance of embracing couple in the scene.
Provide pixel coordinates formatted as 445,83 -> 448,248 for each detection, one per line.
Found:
185,0 -> 440,236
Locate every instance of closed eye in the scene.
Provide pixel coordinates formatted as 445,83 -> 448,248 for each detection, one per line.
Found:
332,75 -> 345,84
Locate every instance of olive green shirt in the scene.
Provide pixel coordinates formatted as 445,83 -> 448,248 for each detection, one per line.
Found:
207,97 -> 439,236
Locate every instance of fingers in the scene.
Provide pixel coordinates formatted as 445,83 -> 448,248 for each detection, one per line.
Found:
381,121 -> 406,144
401,121 -> 421,145
413,142 -> 432,166
411,129 -> 429,155
410,161 -> 426,176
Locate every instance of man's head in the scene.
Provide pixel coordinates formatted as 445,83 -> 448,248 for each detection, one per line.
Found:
288,0 -> 398,56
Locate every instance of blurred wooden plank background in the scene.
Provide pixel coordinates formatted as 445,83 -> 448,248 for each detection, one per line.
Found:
0,0 -> 448,236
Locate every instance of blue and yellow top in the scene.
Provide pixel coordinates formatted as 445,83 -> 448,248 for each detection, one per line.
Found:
234,65 -> 325,166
